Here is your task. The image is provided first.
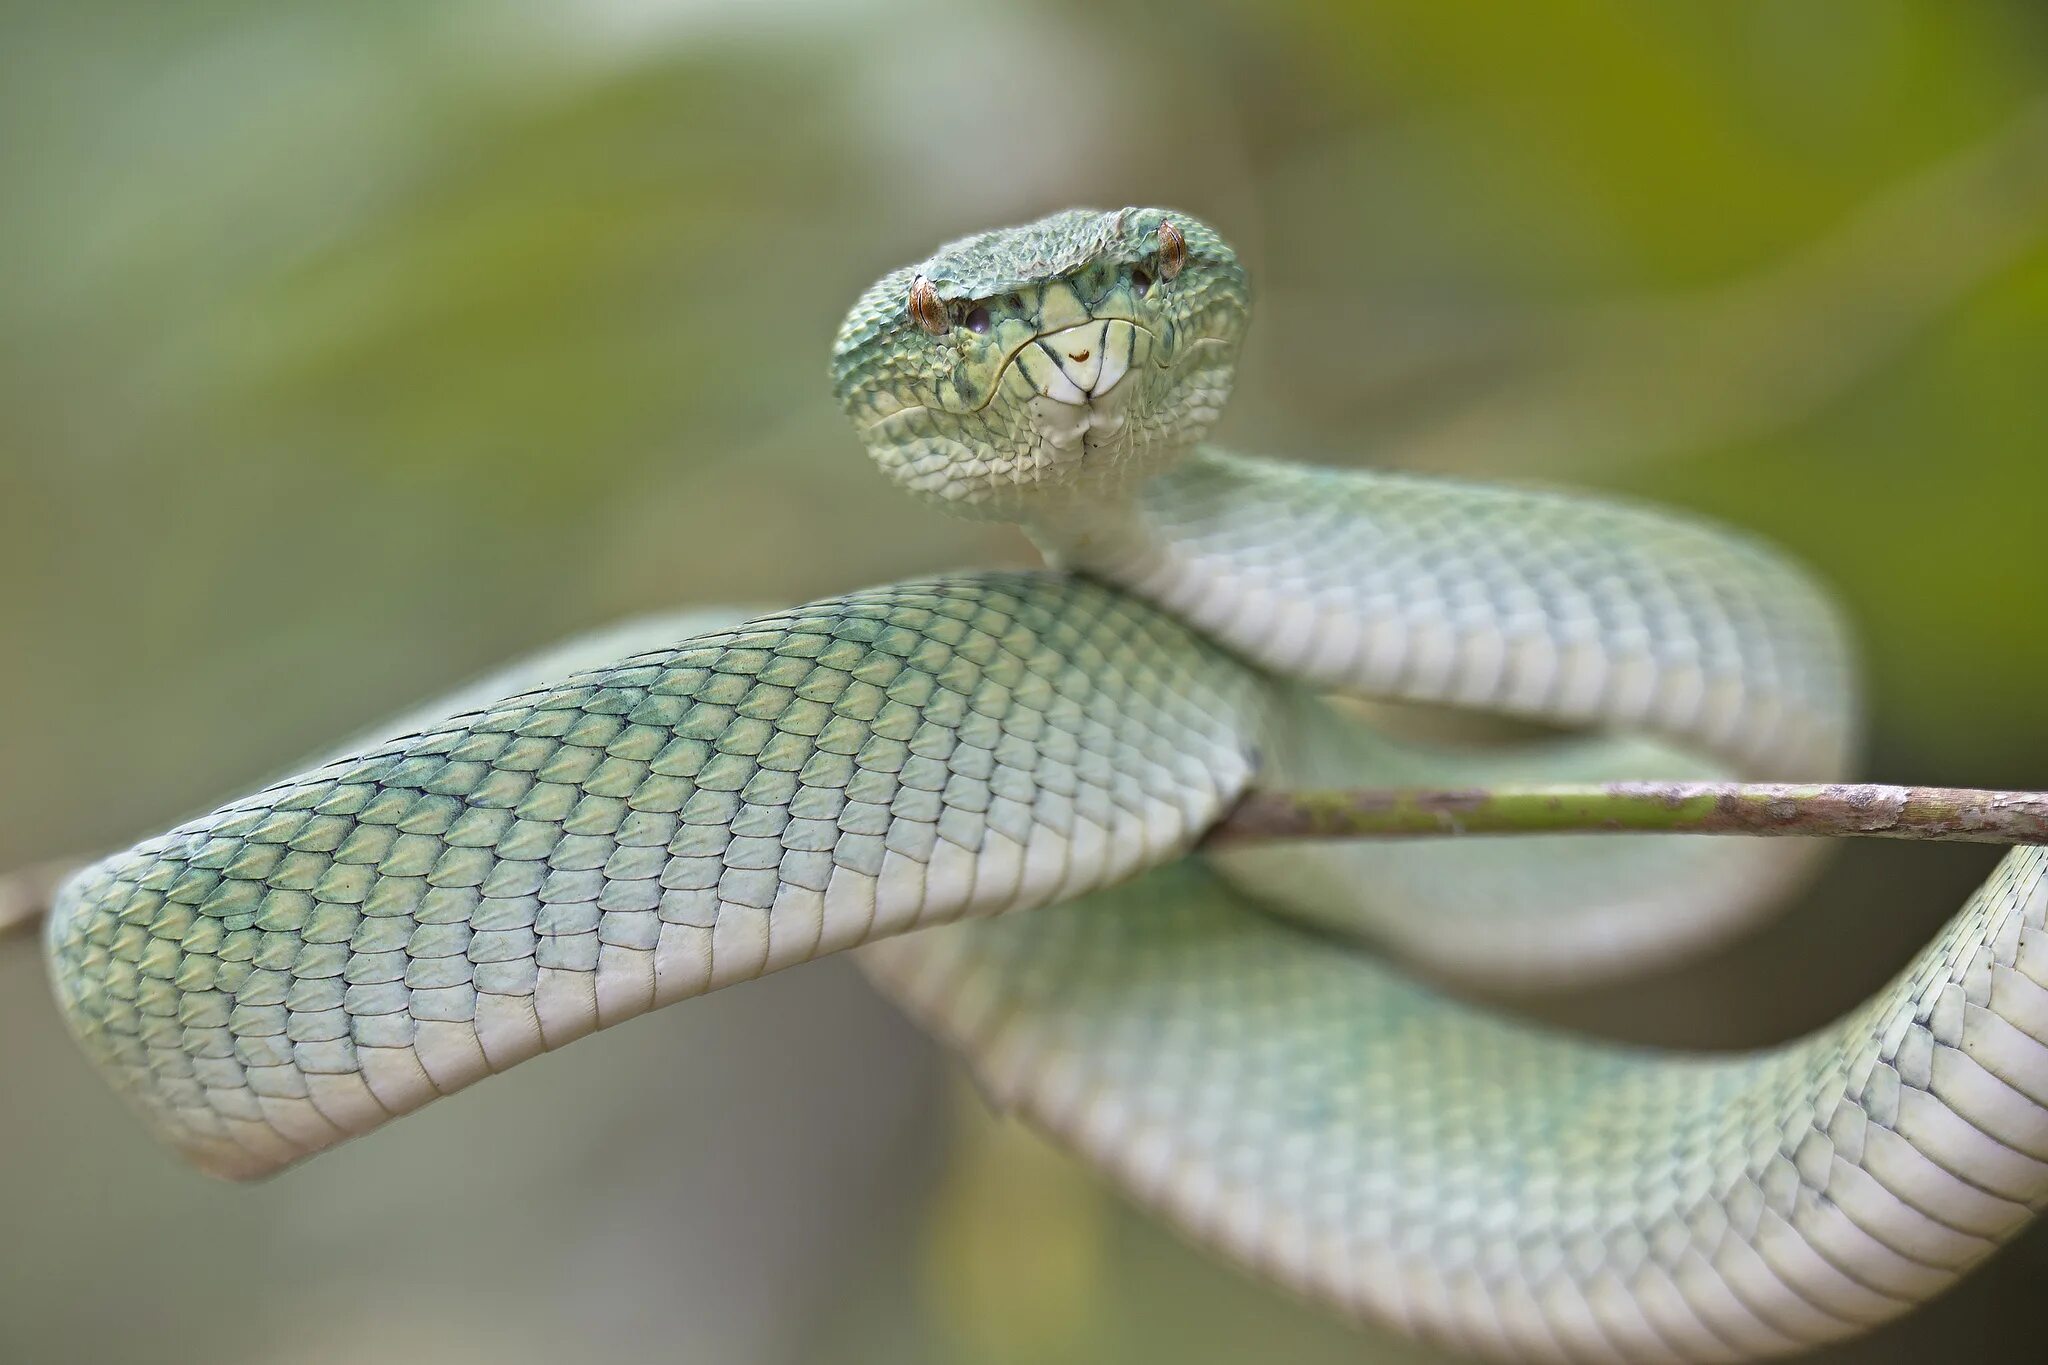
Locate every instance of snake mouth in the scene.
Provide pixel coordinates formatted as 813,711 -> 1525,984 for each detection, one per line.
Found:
858,317 -> 1199,434
1011,319 -> 1143,407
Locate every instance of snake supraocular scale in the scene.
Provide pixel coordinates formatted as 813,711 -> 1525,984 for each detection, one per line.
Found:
45,207 -> 2048,1362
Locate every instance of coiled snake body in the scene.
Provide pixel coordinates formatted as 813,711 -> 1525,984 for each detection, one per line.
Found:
46,209 -> 2048,1361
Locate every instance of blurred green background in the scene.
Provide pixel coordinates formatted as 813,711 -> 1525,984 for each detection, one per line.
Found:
5,1 -> 2048,1360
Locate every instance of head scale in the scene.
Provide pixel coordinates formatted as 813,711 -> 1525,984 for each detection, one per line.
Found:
831,207 -> 1249,520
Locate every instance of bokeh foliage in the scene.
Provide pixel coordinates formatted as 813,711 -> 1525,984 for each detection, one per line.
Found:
5,2 -> 2048,1360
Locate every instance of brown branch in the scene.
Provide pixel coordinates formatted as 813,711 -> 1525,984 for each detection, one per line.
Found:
1202,782 -> 2048,847
2,783 -> 2043,941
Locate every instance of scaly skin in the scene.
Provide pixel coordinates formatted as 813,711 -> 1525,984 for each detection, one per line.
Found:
45,208 -> 2048,1360
48,579 -> 1267,1178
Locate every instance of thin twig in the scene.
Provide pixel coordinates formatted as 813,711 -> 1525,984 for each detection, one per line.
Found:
1202,782 -> 2048,847
2,783 -> 2042,940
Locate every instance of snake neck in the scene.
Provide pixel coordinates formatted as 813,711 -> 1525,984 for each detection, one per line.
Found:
1018,441 -> 1230,581
1018,446 -> 1266,662
1019,483 -> 1165,575
1021,444 -> 1859,784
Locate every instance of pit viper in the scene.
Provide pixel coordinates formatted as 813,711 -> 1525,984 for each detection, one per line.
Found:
45,208 -> 2048,1362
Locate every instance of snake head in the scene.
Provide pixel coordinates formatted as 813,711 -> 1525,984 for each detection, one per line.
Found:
832,207 -> 1248,519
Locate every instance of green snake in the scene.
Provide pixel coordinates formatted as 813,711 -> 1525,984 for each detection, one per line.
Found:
44,208 -> 2048,1362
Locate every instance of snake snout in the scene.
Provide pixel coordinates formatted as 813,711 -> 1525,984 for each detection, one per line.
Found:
1016,319 -> 1139,407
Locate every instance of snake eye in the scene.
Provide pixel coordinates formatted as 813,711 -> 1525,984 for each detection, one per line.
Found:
1157,220 -> 1187,281
963,304 -> 992,334
907,275 -> 949,336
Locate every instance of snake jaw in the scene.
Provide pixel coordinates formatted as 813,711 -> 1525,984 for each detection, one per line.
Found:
1006,319 -> 1151,463
1020,319 -> 1138,405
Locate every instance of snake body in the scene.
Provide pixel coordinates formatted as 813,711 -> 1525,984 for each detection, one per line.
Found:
45,208 -> 2048,1361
